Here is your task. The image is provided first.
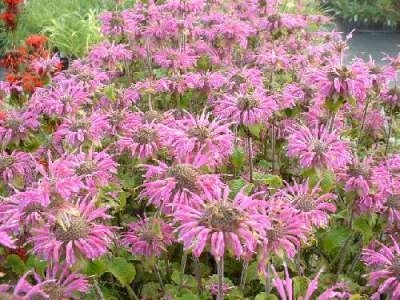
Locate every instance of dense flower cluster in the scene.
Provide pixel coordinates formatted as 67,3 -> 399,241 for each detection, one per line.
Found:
0,0 -> 399,299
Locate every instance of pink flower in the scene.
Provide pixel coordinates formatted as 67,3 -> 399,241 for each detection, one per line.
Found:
174,186 -> 269,259
30,198 -> 114,266
69,149 -> 118,190
24,263 -> 89,299
305,61 -> 372,102
213,89 -> 277,126
140,152 -> 225,213
271,263 -> 322,300
116,122 -> 162,159
31,79 -> 90,117
160,111 -> 234,167
35,154 -> 84,200
88,42 -> 132,69
275,180 -> 336,228
54,110 -> 111,148
261,200 -> 310,259
153,48 -> 198,70
362,237 -> 400,299
0,109 -> 39,147
122,216 -> 174,257
338,156 -> 373,197
0,150 -> 35,186
287,124 -> 351,170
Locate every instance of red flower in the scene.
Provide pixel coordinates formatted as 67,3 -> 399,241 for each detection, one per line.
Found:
21,72 -> 43,94
0,12 -> 17,29
3,0 -> 23,9
25,34 -> 48,49
0,111 -> 6,121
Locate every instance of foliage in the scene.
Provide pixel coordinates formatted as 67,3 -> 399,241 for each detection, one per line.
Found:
322,0 -> 400,28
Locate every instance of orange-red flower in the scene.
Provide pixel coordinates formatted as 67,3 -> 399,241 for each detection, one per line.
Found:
0,11 -> 17,29
25,34 -> 48,49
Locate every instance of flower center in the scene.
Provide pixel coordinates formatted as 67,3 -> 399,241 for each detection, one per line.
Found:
71,120 -> 88,132
133,128 -> 157,144
0,156 -> 14,170
30,283 -> 65,300
237,96 -> 259,111
203,203 -> 244,232
23,202 -> 45,214
188,125 -> 211,142
168,164 -> 200,191
54,216 -> 90,242
348,164 -> 371,178
266,222 -> 283,242
293,196 -> 315,212
144,110 -> 162,123
312,140 -> 328,155
387,195 -> 400,210
76,161 -> 96,176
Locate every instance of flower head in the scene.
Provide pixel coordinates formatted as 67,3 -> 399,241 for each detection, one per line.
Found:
275,180 -> 336,228
287,124 -> 351,170
362,237 -> 400,299
30,199 -> 114,265
122,216 -> 174,257
174,186 -> 268,259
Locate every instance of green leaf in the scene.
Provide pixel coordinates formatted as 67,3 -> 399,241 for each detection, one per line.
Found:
318,226 -> 352,258
293,276 -> 310,299
352,215 -> 373,244
25,256 -> 47,276
84,258 -> 107,277
142,282 -> 161,299
106,257 -> 136,286
5,254 -> 26,275
228,179 -> 253,197
231,147 -> 246,171
255,293 -> 279,300
253,172 -> 283,188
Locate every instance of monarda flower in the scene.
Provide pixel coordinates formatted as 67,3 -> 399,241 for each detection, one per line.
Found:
287,124 -> 351,170
140,152 -> 225,213
31,82 -> 89,118
160,111 -> 234,167
305,61 -> 371,102
69,149 -> 118,190
174,186 -> 269,260
261,200 -> 309,259
362,237 -> 400,299
54,111 -> 111,148
0,150 -> 35,186
19,263 -> 89,300
213,89 -> 277,126
0,109 -> 39,147
30,199 -> 114,266
122,216 -> 174,257
116,122 -> 162,160
271,263 -> 322,300
338,156 -> 373,197
25,34 -> 48,49
275,180 -> 336,228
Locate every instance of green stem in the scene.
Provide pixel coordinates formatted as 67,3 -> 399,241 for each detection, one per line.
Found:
153,265 -> 164,291
126,284 -> 139,300
193,255 -> 202,294
271,119 -> 276,174
385,105 -> 394,155
357,99 -> 370,147
247,134 -> 253,183
180,252 -> 188,289
217,256 -> 225,300
93,279 -> 106,300
239,260 -> 249,291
